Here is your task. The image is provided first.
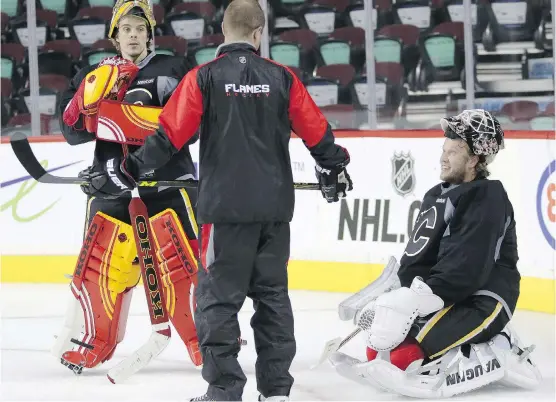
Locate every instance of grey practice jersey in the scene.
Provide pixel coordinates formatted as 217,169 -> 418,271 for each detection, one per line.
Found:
398,177 -> 520,314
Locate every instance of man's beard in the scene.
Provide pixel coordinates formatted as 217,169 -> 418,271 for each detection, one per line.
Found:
440,166 -> 466,184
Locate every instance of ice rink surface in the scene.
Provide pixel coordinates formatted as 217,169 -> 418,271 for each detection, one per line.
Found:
1,284 -> 554,401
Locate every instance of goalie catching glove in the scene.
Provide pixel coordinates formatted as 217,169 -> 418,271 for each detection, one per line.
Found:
62,57 -> 139,133
79,157 -> 135,198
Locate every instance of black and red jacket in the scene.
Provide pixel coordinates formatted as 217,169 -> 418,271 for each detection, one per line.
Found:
126,42 -> 349,223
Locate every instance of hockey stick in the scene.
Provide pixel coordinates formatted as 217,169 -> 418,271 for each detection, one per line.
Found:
311,327 -> 362,369
106,188 -> 172,383
9,133 -> 320,190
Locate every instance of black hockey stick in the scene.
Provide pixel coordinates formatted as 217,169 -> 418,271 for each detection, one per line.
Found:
9,132 -> 320,190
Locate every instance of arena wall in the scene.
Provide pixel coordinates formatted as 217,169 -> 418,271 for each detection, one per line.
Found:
1,131 -> 554,313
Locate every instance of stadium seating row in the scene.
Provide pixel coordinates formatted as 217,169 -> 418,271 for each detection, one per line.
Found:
1,0 -> 554,132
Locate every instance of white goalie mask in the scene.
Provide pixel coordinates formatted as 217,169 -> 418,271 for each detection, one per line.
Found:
440,109 -> 505,164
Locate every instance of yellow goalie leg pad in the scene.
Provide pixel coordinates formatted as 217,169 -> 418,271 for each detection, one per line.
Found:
52,212 -> 140,372
151,208 -> 202,366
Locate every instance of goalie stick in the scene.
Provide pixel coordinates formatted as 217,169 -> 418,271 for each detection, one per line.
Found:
106,187 -> 171,384
9,133 -> 320,190
311,327 -> 362,369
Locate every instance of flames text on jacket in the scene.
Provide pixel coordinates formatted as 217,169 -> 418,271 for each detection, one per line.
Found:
225,84 -> 270,97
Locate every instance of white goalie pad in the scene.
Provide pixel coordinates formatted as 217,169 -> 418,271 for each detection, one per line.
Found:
338,256 -> 401,322
329,330 -> 542,399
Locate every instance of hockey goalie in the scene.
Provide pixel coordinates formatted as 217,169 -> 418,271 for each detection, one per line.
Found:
329,110 -> 543,398
51,0 -> 202,375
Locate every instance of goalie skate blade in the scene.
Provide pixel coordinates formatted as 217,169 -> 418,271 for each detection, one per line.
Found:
106,328 -> 170,384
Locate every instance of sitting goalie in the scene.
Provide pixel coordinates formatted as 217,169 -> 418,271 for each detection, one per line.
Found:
330,109 -> 542,398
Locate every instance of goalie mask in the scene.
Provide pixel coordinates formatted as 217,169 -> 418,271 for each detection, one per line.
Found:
109,0 -> 156,50
440,109 -> 505,164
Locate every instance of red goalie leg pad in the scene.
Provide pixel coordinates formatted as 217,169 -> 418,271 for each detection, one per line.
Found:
55,212 -> 139,370
366,337 -> 424,371
151,209 -> 202,366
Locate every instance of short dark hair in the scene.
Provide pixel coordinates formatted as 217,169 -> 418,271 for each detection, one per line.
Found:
223,0 -> 265,38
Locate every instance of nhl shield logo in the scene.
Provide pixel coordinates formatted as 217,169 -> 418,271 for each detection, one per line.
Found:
391,152 -> 415,196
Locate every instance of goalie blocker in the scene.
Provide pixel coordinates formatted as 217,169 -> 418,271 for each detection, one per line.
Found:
52,193 -> 202,372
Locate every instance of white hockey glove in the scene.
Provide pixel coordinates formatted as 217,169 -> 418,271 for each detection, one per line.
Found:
368,277 -> 444,351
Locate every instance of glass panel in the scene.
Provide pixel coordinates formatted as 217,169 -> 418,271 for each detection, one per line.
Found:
425,37 -> 456,68
270,44 -> 300,67
464,0 -> 554,132
320,42 -> 350,65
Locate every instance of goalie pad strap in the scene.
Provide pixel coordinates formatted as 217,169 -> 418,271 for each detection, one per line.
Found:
151,208 -> 201,366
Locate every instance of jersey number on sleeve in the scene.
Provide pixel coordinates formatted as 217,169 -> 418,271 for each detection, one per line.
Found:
404,206 -> 438,257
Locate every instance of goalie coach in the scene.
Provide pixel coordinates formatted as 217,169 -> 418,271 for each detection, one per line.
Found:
80,0 -> 354,400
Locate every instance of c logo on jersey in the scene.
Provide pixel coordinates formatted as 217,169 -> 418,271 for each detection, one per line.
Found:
124,88 -> 154,106
404,206 -> 438,257
536,160 -> 556,250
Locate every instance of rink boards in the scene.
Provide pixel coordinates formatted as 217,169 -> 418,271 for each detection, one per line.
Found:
1,131 -> 554,313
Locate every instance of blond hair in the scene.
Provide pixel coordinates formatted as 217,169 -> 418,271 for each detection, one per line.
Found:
223,0 -> 265,38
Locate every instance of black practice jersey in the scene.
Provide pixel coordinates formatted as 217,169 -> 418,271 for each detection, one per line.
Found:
58,52 -> 197,192
398,177 -> 520,313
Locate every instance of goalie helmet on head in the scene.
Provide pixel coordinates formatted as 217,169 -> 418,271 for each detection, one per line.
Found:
440,109 -> 505,165
108,0 -> 156,51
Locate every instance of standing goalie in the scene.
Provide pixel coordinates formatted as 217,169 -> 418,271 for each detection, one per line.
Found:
76,0 -> 353,400
330,109 -> 542,398
52,0 -> 203,374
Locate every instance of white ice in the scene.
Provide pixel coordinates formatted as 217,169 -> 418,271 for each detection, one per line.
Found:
1,284 -> 554,401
